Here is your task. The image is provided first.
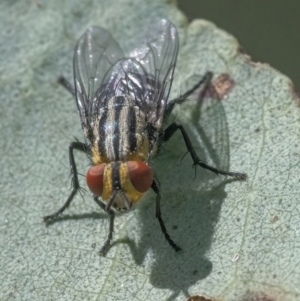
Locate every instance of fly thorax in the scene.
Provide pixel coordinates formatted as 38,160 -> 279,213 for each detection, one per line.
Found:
91,95 -> 150,164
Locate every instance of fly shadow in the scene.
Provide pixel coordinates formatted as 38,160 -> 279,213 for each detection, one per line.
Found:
121,75 -> 244,299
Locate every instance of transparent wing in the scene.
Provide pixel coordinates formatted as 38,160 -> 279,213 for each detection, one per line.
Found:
73,26 -> 124,132
73,20 -> 179,137
129,19 -> 179,125
95,58 -> 150,111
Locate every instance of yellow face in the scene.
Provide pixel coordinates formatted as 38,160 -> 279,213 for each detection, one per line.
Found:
102,162 -> 144,207
86,161 -> 153,211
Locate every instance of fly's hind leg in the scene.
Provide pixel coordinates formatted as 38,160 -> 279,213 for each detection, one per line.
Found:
164,71 -> 213,119
151,178 -> 181,252
162,122 -> 247,180
58,76 -> 76,97
43,141 -> 87,221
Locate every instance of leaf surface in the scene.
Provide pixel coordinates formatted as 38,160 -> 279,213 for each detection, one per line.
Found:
0,1 -> 299,301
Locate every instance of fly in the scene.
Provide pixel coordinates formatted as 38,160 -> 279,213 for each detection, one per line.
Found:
43,19 -> 247,256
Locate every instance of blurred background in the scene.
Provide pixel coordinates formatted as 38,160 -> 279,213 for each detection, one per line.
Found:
178,0 -> 300,91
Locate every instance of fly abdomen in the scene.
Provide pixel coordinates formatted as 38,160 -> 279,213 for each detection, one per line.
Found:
92,95 -> 149,164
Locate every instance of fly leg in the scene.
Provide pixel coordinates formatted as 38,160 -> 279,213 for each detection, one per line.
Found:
152,178 -> 181,252
43,141 -> 87,221
164,71 -> 213,119
93,197 -> 115,256
58,76 -> 76,97
162,122 -> 247,179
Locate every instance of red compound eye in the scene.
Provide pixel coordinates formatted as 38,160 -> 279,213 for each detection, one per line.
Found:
127,161 -> 153,193
86,164 -> 106,196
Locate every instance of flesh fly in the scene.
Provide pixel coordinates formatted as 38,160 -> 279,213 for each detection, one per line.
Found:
44,19 -> 247,256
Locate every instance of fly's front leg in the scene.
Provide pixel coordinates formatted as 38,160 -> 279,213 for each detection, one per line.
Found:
43,141 -> 87,222
151,178 -> 181,252
162,122 -> 247,180
93,197 -> 115,257
164,71 -> 213,119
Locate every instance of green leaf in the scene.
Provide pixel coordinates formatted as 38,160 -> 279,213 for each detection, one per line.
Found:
1,1 -> 299,301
